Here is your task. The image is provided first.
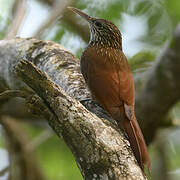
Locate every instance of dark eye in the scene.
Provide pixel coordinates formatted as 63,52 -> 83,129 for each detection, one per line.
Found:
95,21 -> 102,28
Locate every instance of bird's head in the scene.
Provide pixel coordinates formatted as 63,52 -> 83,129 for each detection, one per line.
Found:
68,7 -> 122,49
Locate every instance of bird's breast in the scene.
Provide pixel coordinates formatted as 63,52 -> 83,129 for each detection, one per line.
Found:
82,45 -> 130,70
80,45 -> 134,108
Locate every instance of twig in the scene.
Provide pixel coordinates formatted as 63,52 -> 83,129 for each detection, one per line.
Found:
0,166 -> 9,177
26,129 -> 53,151
6,0 -> 26,39
0,90 -> 30,101
0,90 -> 32,111
36,0 -> 89,42
34,0 -> 72,39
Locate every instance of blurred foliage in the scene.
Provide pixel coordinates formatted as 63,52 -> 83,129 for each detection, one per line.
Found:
148,130 -> 180,180
0,0 -> 180,179
0,0 -> 15,35
129,51 -> 155,73
171,102 -> 180,126
0,15 -> 9,39
166,0 -> 180,25
47,0 -> 173,58
0,126 -> 5,147
24,123 -> 83,180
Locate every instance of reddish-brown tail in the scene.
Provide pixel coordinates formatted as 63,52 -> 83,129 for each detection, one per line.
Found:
122,116 -> 150,172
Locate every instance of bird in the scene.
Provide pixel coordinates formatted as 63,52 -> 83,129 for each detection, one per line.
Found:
68,7 -> 150,172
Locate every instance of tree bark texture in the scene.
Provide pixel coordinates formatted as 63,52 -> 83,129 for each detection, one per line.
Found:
0,38 -> 146,179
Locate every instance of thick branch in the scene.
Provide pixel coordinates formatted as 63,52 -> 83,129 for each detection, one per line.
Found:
16,60 -> 145,179
0,38 -> 90,118
0,38 -> 89,99
0,38 -> 145,179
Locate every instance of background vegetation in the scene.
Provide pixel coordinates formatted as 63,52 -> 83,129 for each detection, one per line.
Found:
0,0 -> 180,179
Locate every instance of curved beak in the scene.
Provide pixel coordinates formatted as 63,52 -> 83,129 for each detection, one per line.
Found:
68,7 -> 92,22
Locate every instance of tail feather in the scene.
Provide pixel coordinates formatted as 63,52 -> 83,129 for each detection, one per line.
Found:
109,106 -> 150,172
122,118 -> 150,171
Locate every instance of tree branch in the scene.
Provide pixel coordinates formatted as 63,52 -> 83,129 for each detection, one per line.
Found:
135,23 -> 180,143
33,0 -> 72,39
0,38 -> 145,179
15,59 -> 145,179
6,0 -> 26,39
0,38 -> 90,119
